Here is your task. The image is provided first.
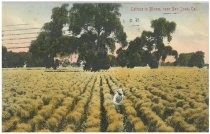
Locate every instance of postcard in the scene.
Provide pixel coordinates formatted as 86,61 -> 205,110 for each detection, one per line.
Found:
2,1 -> 209,132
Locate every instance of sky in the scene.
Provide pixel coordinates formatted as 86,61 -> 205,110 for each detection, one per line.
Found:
2,2 -> 209,63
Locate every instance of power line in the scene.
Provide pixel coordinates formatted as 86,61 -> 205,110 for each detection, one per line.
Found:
3,28 -> 41,32
3,37 -> 37,41
2,24 -> 70,50
2,24 -> 30,27
3,24 -> 40,50
3,32 -> 40,36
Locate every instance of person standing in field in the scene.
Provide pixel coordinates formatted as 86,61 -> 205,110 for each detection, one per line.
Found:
113,88 -> 124,113
112,88 -> 133,132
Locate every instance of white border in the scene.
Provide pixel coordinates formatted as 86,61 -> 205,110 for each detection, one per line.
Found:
1,0 -> 209,134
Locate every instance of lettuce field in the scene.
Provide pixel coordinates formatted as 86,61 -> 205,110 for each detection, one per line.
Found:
2,67 -> 209,132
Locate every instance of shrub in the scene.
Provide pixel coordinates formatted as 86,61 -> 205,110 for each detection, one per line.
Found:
152,96 -> 160,103
107,111 -> 123,124
128,116 -> 146,131
22,103 -> 38,116
29,115 -> 45,131
107,121 -> 124,132
205,97 -> 208,105
163,106 -> 175,118
125,106 -> 137,116
166,115 -> 196,132
42,95 -> 51,105
46,117 -> 59,131
134,100 -> 144,109
54,106 -> 68,117
2,116 -> 19,132
37,129 -> 50,132
51,95 -> 64,108
62,97 -> 73,110
85,127 -> 100,132
152,82 -> 161,87
151,103 -> 164,117
157,124 -> 174,132
2,111 -> 12,121
64,124 -> 75,132
33,99 -> 44,110
139,107 -> 174,132
17,108 -> 30,119
84,118 -> 100,128
123,98 -> 137,116
66,111 -> 82,126
15,123 -> 32,132
88,107 -> 100,117
174,92 -> 186,99
186,110 -> 209,131
176,100 -> 185,107
182,103 -> 190,109
141,102 -> 152,107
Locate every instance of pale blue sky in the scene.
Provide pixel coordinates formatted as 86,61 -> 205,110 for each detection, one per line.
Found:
2,2 -> 209,63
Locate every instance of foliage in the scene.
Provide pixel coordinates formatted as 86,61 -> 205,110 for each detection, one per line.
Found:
28,3 -> 127,71
69,3 -> 127,71
117,18 -> 177,68
2,46 -> 29,68
188,51 -> 205,68
177,53 -> 194,66
28,4 -> 70,69
177,51 -> 205,68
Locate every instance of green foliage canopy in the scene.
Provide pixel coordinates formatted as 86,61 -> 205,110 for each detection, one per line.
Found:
28,4 -> 71,68
177,51 -> 205,68
69,3 -> 127,71
2,46 -> 28,68
117,18 -> 177,68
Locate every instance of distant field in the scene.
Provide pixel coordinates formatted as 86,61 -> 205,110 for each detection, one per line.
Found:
2,67 -> 209,132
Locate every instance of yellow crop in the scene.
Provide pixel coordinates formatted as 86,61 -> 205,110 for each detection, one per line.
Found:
2,67 -> 208,132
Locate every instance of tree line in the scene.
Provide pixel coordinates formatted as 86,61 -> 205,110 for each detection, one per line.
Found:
176,51 -> 205,68
2,4 -> 206,70
2,46 -> 206,69
2,46 -> 28,68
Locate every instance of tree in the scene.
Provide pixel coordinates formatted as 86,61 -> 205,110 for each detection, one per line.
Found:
108,55 -> 117,67
188,51 -> 205,68
2,46 -> 8,67
141,18 -> 176,68
116,48 -> 128,67
28,4 -> 70,69
177,51 -> 205,68
177,53 -> 193,66
69,3 -> 127,71
125,37 -> 144,68
28,32 -> 51,67
2,46 -> 29,68
56,36 -> 78,56
117,18 -> 177,68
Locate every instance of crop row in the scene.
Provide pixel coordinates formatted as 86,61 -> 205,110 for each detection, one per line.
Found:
3,71 -> 94,132
65,75 -> 96,131
104,75 -> 147,132
82,76 -> 101,132
101,76 -> 124,132
107,69 -> 208,132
